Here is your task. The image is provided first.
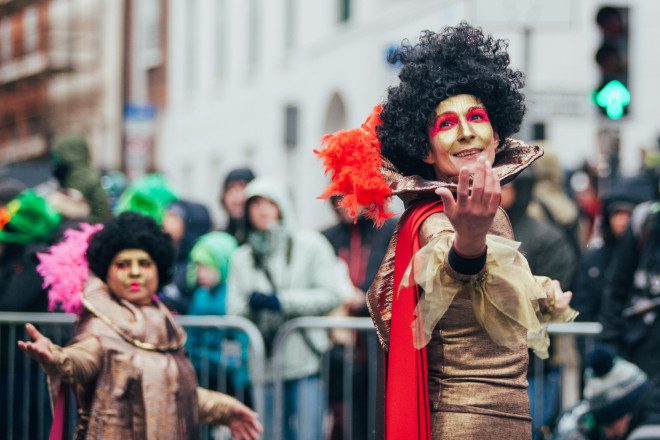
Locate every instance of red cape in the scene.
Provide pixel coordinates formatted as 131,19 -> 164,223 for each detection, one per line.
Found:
385,199 -> 445,440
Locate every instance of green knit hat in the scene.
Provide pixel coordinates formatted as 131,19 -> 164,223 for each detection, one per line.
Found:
0,190 -> 62,244
188,232 -> 238,288
115,173 -> 178,224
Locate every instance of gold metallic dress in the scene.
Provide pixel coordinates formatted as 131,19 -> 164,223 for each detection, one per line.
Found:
43,278 -> 240,440
366,140 -> 578,440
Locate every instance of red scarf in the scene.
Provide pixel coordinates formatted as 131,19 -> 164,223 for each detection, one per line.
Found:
385,199 -> 444,440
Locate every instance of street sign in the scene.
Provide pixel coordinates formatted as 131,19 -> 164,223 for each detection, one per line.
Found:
526,90 -> 589,118
123,103 -> 157,180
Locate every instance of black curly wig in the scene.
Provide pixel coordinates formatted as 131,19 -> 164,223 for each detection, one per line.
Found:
378,23 -> 526,178
87,212 -> 175,289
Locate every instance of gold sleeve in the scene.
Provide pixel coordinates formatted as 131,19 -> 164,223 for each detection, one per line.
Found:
533,275 -> 580,324
401,233 -> 578,359
196,387 -> 240,425
42,337 -> 102,384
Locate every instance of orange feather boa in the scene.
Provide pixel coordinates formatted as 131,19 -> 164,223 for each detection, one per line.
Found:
314,104 -> 393,226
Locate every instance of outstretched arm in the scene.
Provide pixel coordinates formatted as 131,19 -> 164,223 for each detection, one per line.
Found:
17,323 -> 56,364
17,323 -> 101,384
197,387 -> 262,440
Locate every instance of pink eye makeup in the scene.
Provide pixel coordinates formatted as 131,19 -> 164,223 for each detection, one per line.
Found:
429,107 -> 490,138
430,113 -> 459,138
466,107 -> 489,122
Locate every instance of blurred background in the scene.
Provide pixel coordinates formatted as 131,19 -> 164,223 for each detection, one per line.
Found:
2,2 -> 660,439
0,0 -> 657,228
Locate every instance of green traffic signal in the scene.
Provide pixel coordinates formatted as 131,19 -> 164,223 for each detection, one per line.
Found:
593,80 -> 631,120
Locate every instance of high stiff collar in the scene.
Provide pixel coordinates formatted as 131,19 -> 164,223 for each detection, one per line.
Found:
82,277 -> 187,352
383,138 -> 543,202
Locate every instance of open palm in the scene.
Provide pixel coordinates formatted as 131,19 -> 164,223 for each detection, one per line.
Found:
227,401 -> 263,440
17,323 -> 55,365
435,156 -> 501,257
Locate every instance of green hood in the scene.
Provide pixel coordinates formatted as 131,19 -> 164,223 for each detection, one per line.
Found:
244,176 -> 296,231
189,232 -> 238,285
115,173 -> 178,224
52,134 -> 90,168
0,190 -> 61,244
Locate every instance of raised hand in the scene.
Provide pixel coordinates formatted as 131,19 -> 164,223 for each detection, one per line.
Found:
435,156 -> 501,257
552,280 -> 573,314
17,323 -> 56,365
227,401 -> 263,440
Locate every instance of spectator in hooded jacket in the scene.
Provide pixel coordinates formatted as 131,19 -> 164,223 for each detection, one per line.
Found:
227,176 -> 351,440
186,232 -> 251,402
51,134 -> 111,222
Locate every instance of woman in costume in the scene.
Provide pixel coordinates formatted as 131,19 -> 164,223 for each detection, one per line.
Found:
18,212 -> 262,440
316,23 -> 577,439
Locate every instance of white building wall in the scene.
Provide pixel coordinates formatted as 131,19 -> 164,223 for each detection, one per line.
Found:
159,0 -> 660,229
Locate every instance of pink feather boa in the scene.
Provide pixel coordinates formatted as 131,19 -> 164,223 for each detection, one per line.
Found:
37,223 -> 104,314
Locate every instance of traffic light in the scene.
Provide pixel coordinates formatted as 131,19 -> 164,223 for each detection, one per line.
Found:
593,6 -> 630,119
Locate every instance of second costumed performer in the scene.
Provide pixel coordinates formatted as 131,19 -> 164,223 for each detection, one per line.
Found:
18,213 -> 262,440
315,23 -> 578,439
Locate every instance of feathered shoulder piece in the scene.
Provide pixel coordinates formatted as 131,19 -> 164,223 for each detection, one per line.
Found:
314,104 -> 394,226
37,223 -> 104,314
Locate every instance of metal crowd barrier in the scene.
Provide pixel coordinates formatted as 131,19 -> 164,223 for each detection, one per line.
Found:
271,317 -> 378,440
270,317 -> 603,440
0,313 -> 75,440
0,313 -> 266,440
1,312 -> 603,440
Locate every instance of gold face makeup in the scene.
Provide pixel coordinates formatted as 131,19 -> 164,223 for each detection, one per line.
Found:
106,249 -> 158,306
425,94 -> 499,177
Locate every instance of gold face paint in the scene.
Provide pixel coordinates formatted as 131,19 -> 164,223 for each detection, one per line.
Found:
106,249 -> 158,306
425,94 -> 499,178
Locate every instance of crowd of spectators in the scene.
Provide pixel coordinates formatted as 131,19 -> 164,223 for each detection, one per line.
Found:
0,133 -> 659,439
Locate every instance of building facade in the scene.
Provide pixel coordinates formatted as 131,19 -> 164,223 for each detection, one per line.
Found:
0,0 -> 125,183
0,0 -> 171,185
159,0 -> 660,229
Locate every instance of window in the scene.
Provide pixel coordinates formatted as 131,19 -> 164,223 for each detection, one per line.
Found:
323,93 -> 347,133
185,0 -> 198,92
284,0 -> 296,49
142,0 -> 162,68
0,18 -> 12,62
23,6 -> 39,54
339,0 -> 351,23
214,0 -> 227,80
284,104 -> 298,150
247,0 -> 259,74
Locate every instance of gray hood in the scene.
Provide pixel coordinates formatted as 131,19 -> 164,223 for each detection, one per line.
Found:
244,176 -> 296,232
